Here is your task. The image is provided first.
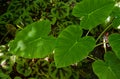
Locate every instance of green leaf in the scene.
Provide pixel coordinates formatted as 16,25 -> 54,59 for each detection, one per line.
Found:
9,20 -> 56,58
16,61 -> 32,76
54,25 -> 95,67
0,70 -> 10,79
93,52 -> 120,79
112,17 -> 120,28
109,33 -> 120,59
72,0 -> 115,30
111,7 -> 120,29
111,7 -> 120,18
14,77 -> 22,79
48,62 -> 72,79
104,52 -> 120,78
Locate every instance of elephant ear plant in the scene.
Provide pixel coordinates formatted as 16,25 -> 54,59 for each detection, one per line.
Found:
9,0 -> 120,79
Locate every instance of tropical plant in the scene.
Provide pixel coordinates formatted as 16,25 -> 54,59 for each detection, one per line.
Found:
1,0 -> 120,79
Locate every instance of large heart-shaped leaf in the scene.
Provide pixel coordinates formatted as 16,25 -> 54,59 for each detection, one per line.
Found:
72,0 -> 115,30
9,20 -> 56,58
54,25 -> 95,68
109,33 -> 120,59
93,52 -> 120,79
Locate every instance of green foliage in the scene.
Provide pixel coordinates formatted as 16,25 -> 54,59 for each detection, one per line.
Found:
51,2 -> 69,19
16,60 -> 32,76
48,62 -> 72,79
1,0 -> 120,79
93,52 -> 120,79
14,77 -> 22,79
9,20 -> 56,58
54,25 -> 95,67
111,6 -> 120,28
109,33 -> 120,59
72,0 -> 115,30
0,70 -> 11,79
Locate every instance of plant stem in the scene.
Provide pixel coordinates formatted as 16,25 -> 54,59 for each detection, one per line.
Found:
95,42 -> 104,47
96,23 -> 112,43
86,30 -> 90,36
87,55 -> 96,60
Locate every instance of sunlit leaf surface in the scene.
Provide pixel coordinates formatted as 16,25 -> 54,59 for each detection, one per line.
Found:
54,25 -> 95,67
9,20 -> 56,58
72,0 -> 115,29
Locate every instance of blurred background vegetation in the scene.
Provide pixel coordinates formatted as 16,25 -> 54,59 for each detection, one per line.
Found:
1,0 -> 120,79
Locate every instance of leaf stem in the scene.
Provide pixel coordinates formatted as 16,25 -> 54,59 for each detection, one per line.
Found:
95,42 -> 104,47
95,42 -> 108,47
86,30 -> 90,36
87,55 -> 96,60
96,23 -> 112,43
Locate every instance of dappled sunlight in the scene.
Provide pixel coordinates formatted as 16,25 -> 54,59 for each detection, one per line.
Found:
28,27 -> 36,37
115,2 -> 120,7
15,40 -> 26,51
117,25 -> 120,29
105,16 -> 111,23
